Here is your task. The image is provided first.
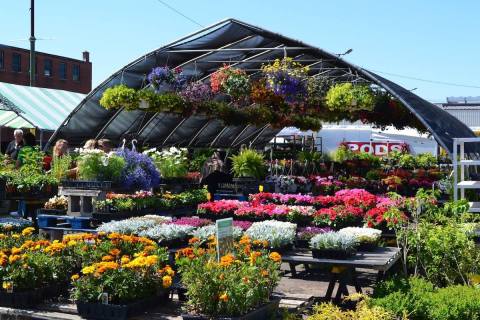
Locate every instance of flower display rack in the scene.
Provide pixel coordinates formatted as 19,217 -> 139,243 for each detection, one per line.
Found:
452,137 -> 480,212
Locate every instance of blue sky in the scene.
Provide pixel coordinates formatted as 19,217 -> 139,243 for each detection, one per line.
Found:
1,0 -> 479,102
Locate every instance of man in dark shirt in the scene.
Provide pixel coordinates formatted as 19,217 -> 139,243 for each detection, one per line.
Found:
5,129 -> 24,160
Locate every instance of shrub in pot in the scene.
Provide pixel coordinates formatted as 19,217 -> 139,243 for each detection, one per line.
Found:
310,232 -> 358,259
231,149 -> 266,180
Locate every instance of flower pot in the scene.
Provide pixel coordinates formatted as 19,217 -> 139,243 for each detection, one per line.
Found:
76,291 -> 168,320
181,298 -> 280,320
311,248 -> 355,259
295,239 -> 310,249
357,242 -> 378,252
38,208 -> 67,215
160,237 -> 188,249
0,287 -> 45,308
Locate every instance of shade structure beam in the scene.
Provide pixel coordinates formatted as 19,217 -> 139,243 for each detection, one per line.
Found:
187,120 -> 212,146
162,118 -> 188,146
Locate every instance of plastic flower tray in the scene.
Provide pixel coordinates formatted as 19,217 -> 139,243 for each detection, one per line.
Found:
311,248 -> 356,259
181,298 -> 280,320
76,291 -> 169,320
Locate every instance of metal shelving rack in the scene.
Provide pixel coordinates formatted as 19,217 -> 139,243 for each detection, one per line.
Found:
453,137 -> 480,212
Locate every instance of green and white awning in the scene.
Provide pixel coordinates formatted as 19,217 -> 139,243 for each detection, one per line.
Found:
0,82 -> 85,130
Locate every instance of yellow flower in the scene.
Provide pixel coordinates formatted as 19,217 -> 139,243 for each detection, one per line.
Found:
71,274 -> 80,281
249,251 -> 262,265
22,227 -> 35,236
121,256 -> 131,264
81,265 -> 95,275
67,240 -> 77,247
2,282 -> 12,290
164,265 -> 175,276
269,252 -> 282,263
102,255 -> 114,262
8,255 -> 21,264
11,247 -> 22,255
219,292 -> 229,302
162,275 -> 172,288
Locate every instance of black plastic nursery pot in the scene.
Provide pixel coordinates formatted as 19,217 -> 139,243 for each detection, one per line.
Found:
294,239 -> 310,249
76,291 -> 169,320
0,286 -> 51,308
357,241 -> 379,252
181,298 -> 280,320
311,248 -> 355,259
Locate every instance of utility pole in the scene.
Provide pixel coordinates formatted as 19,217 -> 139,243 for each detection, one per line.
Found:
29,0 -> 35,86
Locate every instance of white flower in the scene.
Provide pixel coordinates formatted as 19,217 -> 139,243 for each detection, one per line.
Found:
245,221 -> 296,248
139,224 -> 195,241
191,225 -> 243,241
310,232 -> 358,250
96,216 -> 170,234
338,227 -> 381,243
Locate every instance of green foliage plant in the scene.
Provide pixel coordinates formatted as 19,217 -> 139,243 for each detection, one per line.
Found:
99,85 -> 139,110
231,149 -> 266,179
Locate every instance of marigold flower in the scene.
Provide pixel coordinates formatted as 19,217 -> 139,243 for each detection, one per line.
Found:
11,247 -> 21,255
102,255 -> 114,262
269,252 -> 282,263
109,248 -> 121,256
242,277 -> 249,284
71,274 -> 80,281
121,256 -> 131,264
219,254 -> 235,267
2,282 -> 12,290
188,237 -> 200,244
162,275 -> 172,288
261,269 -> 269,277
219,292 -> 229,302
249,251 -> 262,265
81,265 -> 95,275
21,227 -> 35,236
8,255 -> 21,264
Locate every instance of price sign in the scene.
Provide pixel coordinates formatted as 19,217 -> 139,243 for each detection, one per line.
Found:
216,218 -> 233,261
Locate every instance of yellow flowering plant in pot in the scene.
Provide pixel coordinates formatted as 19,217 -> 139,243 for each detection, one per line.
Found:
175,235 -> 282,319
72,244 -> 173,319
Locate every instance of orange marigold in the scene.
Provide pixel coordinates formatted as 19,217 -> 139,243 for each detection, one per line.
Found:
219,292 -> 229,302
269,252 -> 282,263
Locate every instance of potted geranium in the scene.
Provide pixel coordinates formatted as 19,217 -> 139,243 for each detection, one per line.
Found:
310,232 -> 358,259
338,227 -> 382,251
176,239 -> 281,319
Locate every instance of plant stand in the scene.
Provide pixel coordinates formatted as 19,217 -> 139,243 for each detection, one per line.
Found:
59,187 -> 106,217
453,138 -> 480,212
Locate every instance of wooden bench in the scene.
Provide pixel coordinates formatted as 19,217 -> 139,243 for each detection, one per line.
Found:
281,247 -> 402,301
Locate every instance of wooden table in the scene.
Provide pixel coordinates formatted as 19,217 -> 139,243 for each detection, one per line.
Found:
281,247 -> 401,301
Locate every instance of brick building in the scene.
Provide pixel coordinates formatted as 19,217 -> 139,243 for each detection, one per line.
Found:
0,44 -> 91,94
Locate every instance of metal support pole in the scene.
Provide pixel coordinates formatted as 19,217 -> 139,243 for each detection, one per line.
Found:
460,141 -> 465,199
453,138 -> 458,201
29,0 -> 36,87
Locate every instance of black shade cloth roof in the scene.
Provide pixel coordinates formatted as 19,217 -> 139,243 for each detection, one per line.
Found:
47,18 -> 477,155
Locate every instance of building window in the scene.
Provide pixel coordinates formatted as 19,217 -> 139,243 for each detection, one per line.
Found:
44,59 -> 52,77
12,53 -> 21,72
0,51 -> 4,70
72,64 -> 80,81
59,62 -> 67,80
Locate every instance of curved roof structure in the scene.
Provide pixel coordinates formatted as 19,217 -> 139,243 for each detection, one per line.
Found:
47,18 -> 476,154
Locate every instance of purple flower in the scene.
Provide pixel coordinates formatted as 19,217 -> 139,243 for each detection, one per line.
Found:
116,149 -> 160,190
171,217 -> 212,228
148,66 -> 186,91
297,226 -> 332,240
180,82 -> 212,103
233,220 -> 253,231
